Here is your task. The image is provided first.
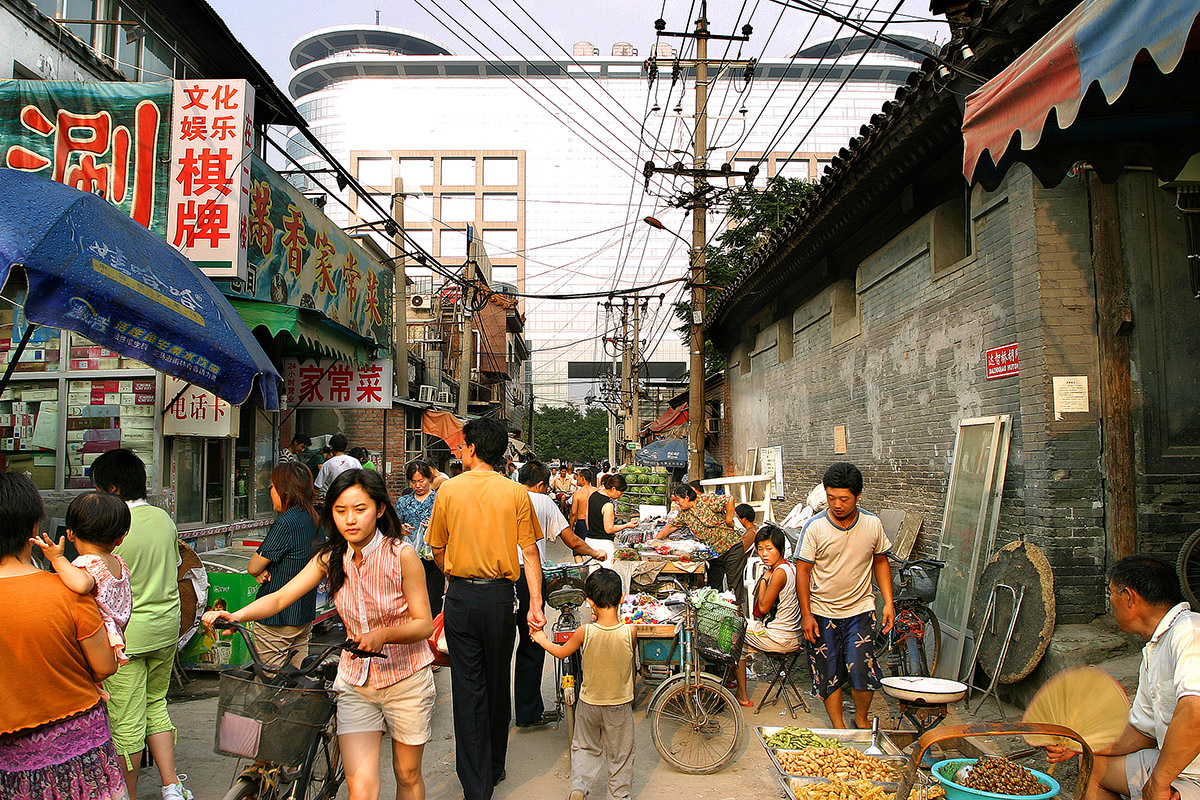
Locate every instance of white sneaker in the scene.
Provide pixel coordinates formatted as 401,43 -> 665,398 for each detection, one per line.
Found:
162,775 -> 194,800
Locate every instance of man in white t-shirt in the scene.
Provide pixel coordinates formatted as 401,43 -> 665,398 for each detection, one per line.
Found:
1045,555 -> 1200,800
312,434 -> 361,498
515,461 -> 607,727
796,462 -> 893,729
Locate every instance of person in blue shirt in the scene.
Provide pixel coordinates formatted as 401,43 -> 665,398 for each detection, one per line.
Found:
396,460 -> 446,617
247,462 -> 320,668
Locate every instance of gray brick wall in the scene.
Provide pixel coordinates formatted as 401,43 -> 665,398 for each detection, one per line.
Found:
722,166 -> 1108,624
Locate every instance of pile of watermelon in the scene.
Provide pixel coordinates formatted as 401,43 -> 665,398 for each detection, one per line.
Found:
616,464 -> 669,512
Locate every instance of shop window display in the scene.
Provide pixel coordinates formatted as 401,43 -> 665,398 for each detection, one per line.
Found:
0,380 -> 60,489
175,437 -> 230,526
0,308 -> 61,372
64,377 -> 156,489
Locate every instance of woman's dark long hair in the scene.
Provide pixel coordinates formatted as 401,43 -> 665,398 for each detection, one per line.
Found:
270,462 -> 318,528
315,469 -> 405,596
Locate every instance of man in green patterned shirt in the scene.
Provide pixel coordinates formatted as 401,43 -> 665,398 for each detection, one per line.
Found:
653,484 -> 745,607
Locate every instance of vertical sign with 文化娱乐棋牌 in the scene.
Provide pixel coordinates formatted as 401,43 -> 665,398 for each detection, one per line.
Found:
166,79 -> 254,280
0,80 -> 173,234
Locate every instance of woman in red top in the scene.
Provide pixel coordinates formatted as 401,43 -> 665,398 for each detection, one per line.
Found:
205,469 -> 435,800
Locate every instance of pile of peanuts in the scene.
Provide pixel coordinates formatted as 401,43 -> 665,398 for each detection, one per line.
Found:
775,747 -> 902,781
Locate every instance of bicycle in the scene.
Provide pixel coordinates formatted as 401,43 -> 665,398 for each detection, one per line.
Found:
644,580 -> 747,774
542,560 -> 591,740
210,620 -> 385,800
1177,528 -> 1200,610
874,556 -> 944,677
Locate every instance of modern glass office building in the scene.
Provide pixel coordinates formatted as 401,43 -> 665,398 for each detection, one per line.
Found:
286,24 -> 934,407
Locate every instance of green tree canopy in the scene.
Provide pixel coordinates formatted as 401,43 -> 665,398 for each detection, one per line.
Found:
530,404 -> 609,463
674,176 -> 817,374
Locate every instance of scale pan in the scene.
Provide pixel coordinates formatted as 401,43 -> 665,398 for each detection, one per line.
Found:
881,676 -> 968,704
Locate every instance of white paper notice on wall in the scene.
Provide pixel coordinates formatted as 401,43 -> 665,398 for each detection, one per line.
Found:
1052,376 -> 1090,420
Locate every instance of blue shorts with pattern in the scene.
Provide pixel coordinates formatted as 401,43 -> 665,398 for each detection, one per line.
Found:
805,610 -> 883,699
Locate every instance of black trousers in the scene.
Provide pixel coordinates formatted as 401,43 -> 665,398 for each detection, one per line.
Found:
445,579 -> 517,800
423,557 -> 445,617
707,541 -> 748,610
513,567 -> 546,725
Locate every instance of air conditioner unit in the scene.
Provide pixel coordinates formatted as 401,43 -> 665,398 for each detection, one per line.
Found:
418,384 -> 437,403
437,391 -> 452,404
705,417 -> 719,434
409,294 -> 431,310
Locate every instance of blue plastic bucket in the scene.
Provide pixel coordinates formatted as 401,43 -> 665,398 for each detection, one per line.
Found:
931,759 -> 1061,800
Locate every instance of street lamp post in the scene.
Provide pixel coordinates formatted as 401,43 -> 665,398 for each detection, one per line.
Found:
644,215 -> 705,481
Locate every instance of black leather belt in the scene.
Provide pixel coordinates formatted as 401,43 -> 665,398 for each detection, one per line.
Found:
447,576 -> 514,585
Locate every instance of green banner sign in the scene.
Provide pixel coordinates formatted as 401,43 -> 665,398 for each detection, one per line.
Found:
235,154 -> 393,346
0,80 -> 173,235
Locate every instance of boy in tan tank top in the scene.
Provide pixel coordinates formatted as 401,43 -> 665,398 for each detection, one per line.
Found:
532,568 -> 636,800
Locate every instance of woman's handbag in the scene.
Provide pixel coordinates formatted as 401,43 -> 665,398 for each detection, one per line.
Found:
428,611 -> 450,667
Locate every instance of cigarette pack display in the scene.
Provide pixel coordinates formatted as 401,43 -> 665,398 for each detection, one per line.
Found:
68,416 -> 115,430
79,405 -> 119,418
134,394 -> 155,405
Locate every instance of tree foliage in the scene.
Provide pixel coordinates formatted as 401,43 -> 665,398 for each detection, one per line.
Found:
530,405 -> 609,462
674,176 -> 817,375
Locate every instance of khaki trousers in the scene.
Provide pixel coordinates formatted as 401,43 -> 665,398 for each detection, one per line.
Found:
253,622 -> 313,668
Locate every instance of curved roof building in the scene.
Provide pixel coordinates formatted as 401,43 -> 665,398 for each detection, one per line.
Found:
287,24 -> 936,408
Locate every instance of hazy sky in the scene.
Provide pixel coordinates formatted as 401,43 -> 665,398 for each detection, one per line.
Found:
208,0 -> 948,94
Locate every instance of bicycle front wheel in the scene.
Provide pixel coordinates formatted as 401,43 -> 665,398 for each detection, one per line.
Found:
223,776 -> 267,800
289,720 -> 342,800
1178,529 -> 1200,611
650,676 -> 745,774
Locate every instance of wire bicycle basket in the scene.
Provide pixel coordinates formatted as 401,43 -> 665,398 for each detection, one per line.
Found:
894,561 -> 943,603
215,669 -> 333,767
692,599 -> 747,667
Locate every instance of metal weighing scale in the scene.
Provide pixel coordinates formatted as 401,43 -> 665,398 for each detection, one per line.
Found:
881,676 -> 968,766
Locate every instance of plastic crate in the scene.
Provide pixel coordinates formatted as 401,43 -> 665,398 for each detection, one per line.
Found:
215,670 -> 332,766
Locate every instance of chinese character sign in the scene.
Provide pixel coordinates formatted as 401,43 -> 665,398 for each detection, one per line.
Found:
162,376 -> 241,437
0,80 -> 172,234
283,358 -> 394,409
985,342 -> 1019,379
241,155 -> 393,346
167,79 -> 254,280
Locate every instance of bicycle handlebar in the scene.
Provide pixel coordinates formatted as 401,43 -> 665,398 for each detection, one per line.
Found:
211,620 -> 385,682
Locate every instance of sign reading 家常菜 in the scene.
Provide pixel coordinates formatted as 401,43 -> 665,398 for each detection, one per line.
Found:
283,358 -> 393,409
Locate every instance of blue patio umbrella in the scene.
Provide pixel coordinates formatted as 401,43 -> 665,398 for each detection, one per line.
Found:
635,438 -> 721,476
0,170 -> 280,409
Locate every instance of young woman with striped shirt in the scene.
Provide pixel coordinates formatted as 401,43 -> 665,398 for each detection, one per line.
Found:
204,469 -> 436,800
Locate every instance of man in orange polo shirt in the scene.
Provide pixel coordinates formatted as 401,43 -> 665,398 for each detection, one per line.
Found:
427,418 -> 544,800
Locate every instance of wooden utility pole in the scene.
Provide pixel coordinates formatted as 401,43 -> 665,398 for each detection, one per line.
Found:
647,3 -> 754,479
457,256 -> 474,418
631,298 -> 641,446
621,300 -> 634,462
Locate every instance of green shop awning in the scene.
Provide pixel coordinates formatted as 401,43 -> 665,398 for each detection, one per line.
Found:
230,297 -> 375,366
